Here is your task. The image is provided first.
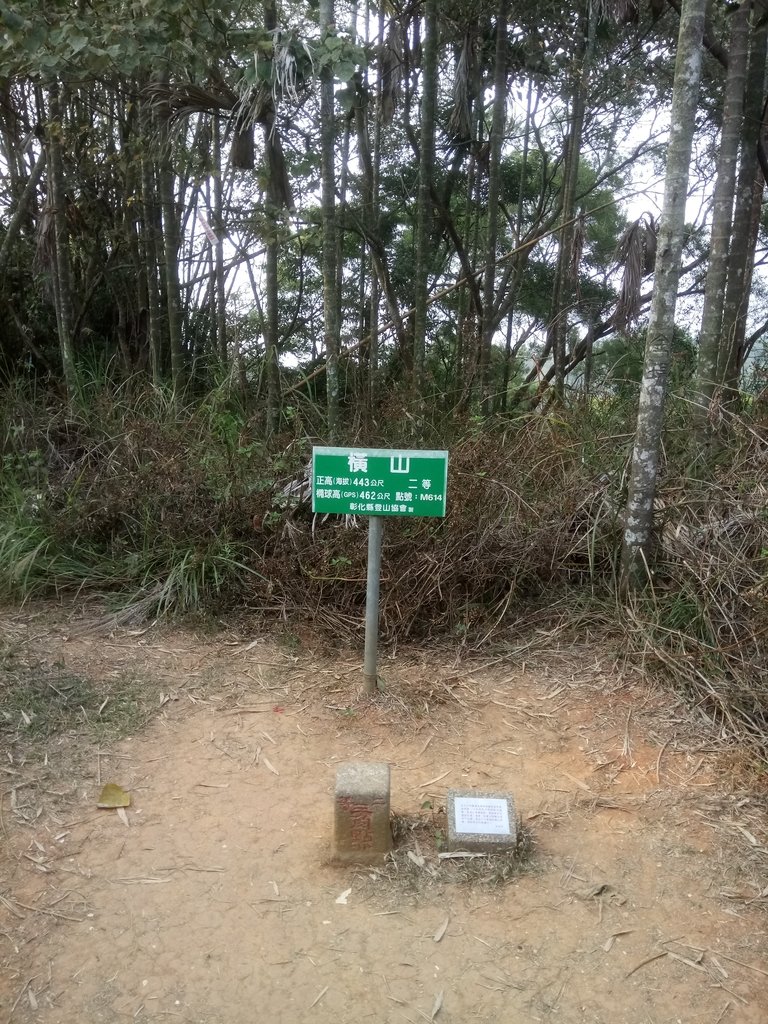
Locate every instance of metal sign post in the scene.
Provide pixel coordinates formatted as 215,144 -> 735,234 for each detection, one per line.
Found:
363,516 -> 383,694
312,447 -> 449,694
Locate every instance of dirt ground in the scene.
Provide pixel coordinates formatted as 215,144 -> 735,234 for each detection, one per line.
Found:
1,606 -> 767,1024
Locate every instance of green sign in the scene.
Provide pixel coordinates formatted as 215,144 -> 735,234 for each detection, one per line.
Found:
312,447 -> 448,517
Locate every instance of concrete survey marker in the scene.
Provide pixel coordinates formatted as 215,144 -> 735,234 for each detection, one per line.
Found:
446,789 -> 518,853
332,761 -> 392,864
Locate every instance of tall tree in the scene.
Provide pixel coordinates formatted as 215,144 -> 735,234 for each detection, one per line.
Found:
480,0 -> 508,415
621,0 -> 707,589
693,0 -> 750,437
718,2 -> 768,402
412,0 -> 438,401
46,81 -> 77,402
139,95 -> 165,384
263,0 -> 285,436
212,111 -> 228,365
320,0 -> 341,439
156,94 -> 185,392
550,4 -> 592,402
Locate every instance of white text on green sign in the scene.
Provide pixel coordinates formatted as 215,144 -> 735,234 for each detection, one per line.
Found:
312,447 -> 448,517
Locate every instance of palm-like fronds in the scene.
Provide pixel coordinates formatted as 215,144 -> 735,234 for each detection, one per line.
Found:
379,19 -> 404,125
612,212 -> 657,329
593,0 -> 640,24
448,30 -> 474,146
144,81 -> 239,122
143,78 -> 292,203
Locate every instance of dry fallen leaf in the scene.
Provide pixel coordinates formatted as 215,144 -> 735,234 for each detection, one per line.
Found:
97,783 -> 131,809
431,990 -> 444,1020
262,756 -> 279,776
433,916 -> 449,943
335,888 -> 352,905
116,807 -> 130,827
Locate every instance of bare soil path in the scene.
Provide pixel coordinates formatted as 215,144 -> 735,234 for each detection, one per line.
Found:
1,607 -> 767,1024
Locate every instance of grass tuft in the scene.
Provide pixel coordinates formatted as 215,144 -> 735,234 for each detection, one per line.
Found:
0,651 -> 149,743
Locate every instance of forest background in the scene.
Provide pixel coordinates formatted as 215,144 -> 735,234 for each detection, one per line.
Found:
0,0 -> 767,759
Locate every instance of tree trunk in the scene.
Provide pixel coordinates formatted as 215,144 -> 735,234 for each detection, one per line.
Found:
412,0 -> 438,400
157,118 -> 184,391
719,7 -> 768,401
550,8 -> 591,402
368,0 -> 384,418
213,112 -> 228,365
46,82 -> 78,402
693,0 -> 750,434
480,0 -> 508,415
263,0 -> 282,435
0,149 -> 45,276
320,0 -> 341,439
139,97 -> 164,383
264,221 -> 281,434
621,0 -> 707,590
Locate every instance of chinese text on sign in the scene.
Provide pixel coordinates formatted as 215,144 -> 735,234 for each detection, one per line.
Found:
312,447 -> 448,518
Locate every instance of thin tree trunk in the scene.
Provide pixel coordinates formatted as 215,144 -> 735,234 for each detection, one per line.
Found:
368,0 -> 383,417
143,96 -> 168,379
213,112 -> 228,364
460,97 -> 483,410
157,115 -> 184,391
46,82 -> 78,402
720,170 -> 763,398
264,0 -> 282,435
0,149 -> 45,275
550,7 -> 591,402
480,0 -> 508,415
264,224 -> 280,434
621,0 -> 707,590
320,0 -> 341,439
693,0 -> 750,433
499,78 -> 533,411
412,0 -> 438,400
337,115 -> 351,331
719,8 -> 768,401
498,315 -> 514,412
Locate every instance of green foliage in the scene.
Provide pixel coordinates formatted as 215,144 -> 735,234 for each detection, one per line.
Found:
0,0 -> 234,77
313,30 -> 368,82
593,325 -> 696,397
0,481 -> 103,599
0,381 -> 278,614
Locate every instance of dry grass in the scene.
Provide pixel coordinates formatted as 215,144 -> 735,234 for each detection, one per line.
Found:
354,809 -> 536,904
621,432 -> 768,755
0,647 -> 151,745
252,422 -> 624,647
3,385 -> 768,761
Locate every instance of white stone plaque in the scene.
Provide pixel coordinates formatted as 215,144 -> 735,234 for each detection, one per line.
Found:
454,797 -> 510,835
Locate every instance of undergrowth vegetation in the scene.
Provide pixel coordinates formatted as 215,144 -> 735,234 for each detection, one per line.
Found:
1,380 -> 767,755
